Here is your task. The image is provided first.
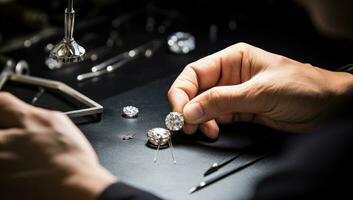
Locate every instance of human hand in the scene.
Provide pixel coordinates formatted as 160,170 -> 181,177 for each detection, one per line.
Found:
0,93 -> 116,200
168,43 -> 353,138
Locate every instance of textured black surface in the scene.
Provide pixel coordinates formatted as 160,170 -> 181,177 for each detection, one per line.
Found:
79,76 -> 285,200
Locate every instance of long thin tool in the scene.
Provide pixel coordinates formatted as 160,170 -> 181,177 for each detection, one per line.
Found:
203,134 -> 274,176
31,87 -> 45,105
189,151 -> 277,194
77,39 -> 162,81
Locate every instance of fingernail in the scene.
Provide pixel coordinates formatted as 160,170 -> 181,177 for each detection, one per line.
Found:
184,102 -> 204,122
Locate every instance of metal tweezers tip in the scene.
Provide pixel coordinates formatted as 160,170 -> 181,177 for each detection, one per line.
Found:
189,187 -> 197,194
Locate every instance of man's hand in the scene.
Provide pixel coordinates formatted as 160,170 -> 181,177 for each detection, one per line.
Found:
168,43 -> 353,138
0,93 -> 116,200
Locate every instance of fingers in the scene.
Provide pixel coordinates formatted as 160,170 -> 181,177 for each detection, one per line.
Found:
168,43 -> 249,107
0,92 -> 34,129
168,43 -> 253,136
199,120 -> 219,139
0,128 -> 27,149
183,81 -> 264,124
215,113 -> 255,124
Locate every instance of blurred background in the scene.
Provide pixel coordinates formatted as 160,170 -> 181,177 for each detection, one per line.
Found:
0,0 -> 352,102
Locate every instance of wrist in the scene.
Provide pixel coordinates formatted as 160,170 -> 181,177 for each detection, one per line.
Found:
325,70 -> 353,97
64,165 -> 117,200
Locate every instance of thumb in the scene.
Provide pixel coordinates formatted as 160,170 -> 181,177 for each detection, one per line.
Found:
183,80 -> 264,124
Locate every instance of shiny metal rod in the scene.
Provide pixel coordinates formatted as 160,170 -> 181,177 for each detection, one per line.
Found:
68,0 -> 73,12
65,0 -> 75,41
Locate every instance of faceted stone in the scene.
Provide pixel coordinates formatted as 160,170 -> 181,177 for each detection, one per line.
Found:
165,112 -> 184,131
147,128 -> 171,146
122,106 -> 139,118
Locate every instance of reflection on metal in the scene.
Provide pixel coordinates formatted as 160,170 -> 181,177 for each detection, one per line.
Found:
77,39 -> 163,81
49,0 -> 86,64
0,61 -> 103,121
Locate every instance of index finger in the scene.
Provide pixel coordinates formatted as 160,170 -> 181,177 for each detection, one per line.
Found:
167,43 -> 246,112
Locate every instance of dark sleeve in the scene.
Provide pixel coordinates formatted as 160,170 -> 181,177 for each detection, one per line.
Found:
97,182 -> 163,200
253,114 -> 353,199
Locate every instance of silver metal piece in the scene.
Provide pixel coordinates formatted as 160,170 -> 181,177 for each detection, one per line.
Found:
154,144 -> 161,163
77,39 -> 162,81
122,106 -> 139,118
167,32 -> 196,54
0,63 -> 103,121
120,133 -> 135,140
168,139 -> 176,164
165,112 -> 184,131
49,0 -> 86,64
31,87 -> 45,105
147,128 -> 176,164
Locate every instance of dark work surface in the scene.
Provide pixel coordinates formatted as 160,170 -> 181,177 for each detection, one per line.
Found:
80,76 -> 286,200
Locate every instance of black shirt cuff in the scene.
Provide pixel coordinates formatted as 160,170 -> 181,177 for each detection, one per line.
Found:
97,182 -> 162,200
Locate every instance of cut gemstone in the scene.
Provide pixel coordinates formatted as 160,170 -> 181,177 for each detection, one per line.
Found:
147,128 -> 171,146
165,112 -> 184,131
122,106 -> 139,118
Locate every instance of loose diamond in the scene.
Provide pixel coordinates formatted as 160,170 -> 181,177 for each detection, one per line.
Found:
165,112 -> 184,131
122,106 -> 139,118
147,128 -> 171,146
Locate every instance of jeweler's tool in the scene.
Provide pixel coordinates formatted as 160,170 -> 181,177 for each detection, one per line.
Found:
190,150 -> 277,194
77,39 -> 162,81
50,0 -> 86,64
203,134 -> 274,176
147,128 -> 176,164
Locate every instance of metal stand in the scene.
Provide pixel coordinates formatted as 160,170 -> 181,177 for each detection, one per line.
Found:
50,0 -> 86,64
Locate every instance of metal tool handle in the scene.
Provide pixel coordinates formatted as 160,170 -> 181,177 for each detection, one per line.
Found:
65,0 -> 75,41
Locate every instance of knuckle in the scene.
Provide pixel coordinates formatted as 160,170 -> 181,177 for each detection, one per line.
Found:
48,111 -> 67,122
29,110 -> 67,128
275,55 -> 290,65
207,87 -> 224,113
0,92 -> 15,104
233,42 -> 251,52
167,88 -> 174,100
184,63 -> 195,72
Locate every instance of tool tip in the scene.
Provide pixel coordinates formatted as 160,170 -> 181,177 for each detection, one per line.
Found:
189,187 -> 197,194
77,75 -> 83,81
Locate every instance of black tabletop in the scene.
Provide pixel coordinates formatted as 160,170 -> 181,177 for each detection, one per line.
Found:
79,76 -> 285,200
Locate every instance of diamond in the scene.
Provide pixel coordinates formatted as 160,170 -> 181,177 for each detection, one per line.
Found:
165,112 -> 184,131
147,128 -> 171,146
122,106 -> 139,118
